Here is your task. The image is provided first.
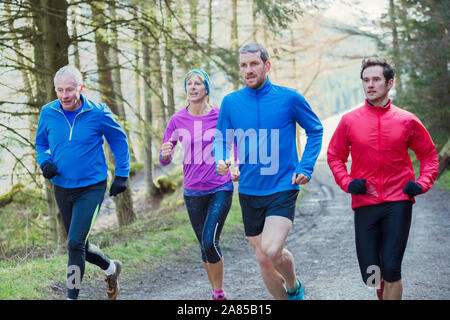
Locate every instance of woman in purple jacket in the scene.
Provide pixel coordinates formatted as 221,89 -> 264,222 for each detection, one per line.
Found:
159,69 -> 238,300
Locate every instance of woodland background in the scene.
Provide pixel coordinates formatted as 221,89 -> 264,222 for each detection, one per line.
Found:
0,0 -> 448,261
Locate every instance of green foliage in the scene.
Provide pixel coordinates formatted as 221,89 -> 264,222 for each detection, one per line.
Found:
0,192 -> 245,299
0,186 -> 51,258
254,0 -> 304,30
381,0 -> 450,150
155,175 -> 177,194
0,183 -> 25,208
129,162 -> 144,178
0,254 -> 67,299
154,166 -> 184,196
436,169 -> 450,191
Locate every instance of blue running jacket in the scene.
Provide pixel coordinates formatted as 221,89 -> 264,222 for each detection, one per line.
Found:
35,94 -> 130,188
213,78 -> 323,196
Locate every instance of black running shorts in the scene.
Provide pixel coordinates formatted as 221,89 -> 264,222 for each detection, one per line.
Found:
239,190 -> 299,237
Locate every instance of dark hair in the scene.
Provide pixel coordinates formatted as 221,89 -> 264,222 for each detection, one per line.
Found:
239,43 -> 269,63
360,58 -> 395,83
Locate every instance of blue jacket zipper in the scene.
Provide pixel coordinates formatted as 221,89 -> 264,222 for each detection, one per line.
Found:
51,106 -> 92,141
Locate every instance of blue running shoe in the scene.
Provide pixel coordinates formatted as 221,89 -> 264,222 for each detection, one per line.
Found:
287,280 -> 305,300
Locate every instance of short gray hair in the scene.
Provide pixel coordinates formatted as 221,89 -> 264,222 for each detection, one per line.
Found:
54,65 -> 83,88
239,43 -> 269,63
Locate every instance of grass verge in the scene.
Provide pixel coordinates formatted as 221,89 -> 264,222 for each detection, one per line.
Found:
0,189 -> 244,300
436,169 -> 450,190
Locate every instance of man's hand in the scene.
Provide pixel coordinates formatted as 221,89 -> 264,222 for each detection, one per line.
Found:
348,178 -> 367,195
161,138 -> 174,161
109,176 -> 127,197
217,159 -> 231,176
291,173 -> 309,185
402,180 -> 423,199
40,160 -> 60,179
231,165 -> 240,182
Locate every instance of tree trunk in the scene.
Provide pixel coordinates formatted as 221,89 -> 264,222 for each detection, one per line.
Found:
165,25 -> 176,118
91,1 -> 136,226
389,0 -> 402,96
164,0 -> 175,118
174,0 -> 190,75
152,38 -> 166,132
189,0 -> 198,39
146,1 -> 166,132
290,28 -> 303,160
206,0 -> 213,74
231,0 -> 239,90
4,3 -> 39,178
263,15 -> 269,51
31,0 -> 70,245
252,0 -> 258,42
142,4 -> 157,197
133,6 -> 144,162
70,7 -> 81,71
108,2 -> 138,162
41,0 -> 70,100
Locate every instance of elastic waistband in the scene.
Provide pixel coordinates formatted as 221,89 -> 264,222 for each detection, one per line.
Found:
54,179 -> 107,192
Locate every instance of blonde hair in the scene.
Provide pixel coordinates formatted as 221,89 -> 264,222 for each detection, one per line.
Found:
185,73 -> 209,105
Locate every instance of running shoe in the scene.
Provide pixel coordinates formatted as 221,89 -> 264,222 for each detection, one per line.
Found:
286,280 -> 305,300
212,289 -> 227,300
106,260 -> 122,300
376,279 -> 384,300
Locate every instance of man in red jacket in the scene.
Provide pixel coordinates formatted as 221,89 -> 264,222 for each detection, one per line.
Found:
327,58 -> 438,300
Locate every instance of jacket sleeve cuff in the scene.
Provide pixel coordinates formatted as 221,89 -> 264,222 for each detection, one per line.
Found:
296,171 -> 311,181
159,152 -> 172,166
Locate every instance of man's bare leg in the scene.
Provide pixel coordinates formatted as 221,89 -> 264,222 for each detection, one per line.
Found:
248,234 -> 287,299
260,216 -> 297,289
247,216 -> 297,299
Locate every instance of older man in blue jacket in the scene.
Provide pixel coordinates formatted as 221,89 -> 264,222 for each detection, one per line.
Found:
35,65 -> 129,300
214,43 -> 323,300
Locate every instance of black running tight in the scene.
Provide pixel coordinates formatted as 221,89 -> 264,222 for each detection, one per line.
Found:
354,201 -> 412,284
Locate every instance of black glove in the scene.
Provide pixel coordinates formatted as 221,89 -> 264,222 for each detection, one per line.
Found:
402,180 -> 422,199
109,176 -> 127,197
40,160 -> 60,179
348,179 -> 367,195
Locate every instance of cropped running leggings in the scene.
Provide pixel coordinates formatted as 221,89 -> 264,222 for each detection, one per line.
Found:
354,200 -> 412,284
54,180 -> 111,299
184,191 -> 233,264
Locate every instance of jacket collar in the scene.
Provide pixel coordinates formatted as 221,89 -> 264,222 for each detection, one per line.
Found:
243,76 -> 272,96
364,98 -> 392,111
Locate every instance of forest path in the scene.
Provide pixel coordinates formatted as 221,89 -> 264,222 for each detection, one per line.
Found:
78,160 -> 450,300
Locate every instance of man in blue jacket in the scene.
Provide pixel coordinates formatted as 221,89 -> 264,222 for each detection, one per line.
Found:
35,65 -> 129,300
214,43 -> 323,300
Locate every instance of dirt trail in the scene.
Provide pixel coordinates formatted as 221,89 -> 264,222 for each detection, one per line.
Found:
75,160 -> 450,300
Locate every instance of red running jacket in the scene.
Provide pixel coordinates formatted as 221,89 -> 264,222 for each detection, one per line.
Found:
327,99 -> 438,210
